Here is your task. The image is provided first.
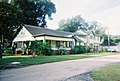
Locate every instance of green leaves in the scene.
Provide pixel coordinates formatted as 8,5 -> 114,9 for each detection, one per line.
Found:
30,41 -> 52,56
14,0 -> 56,27
0,1 -> 24,41
58,15 -> 86,32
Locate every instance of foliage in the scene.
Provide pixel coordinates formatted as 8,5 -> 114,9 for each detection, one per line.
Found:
14,0 -> 56,27
71,45 -> 88,54
30,41 -> 52,56
104,48 -> 108,52
58,15 -> 106,38
3,47 -> 12,56
0,1 -> 24,42
111,35 -> 120,43
88,21 -> 106,38
58,15 -> 86,32
58,49 -> 68,55
0,1 -> 24,58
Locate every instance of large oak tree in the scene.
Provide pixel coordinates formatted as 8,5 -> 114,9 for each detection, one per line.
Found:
14,0 -> 56,27
0,1 -> 24,58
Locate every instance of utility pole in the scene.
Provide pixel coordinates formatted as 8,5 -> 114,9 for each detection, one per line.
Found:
107,27 -> 110,49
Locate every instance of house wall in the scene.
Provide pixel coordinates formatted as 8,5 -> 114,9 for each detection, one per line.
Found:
86,32 -> 101,48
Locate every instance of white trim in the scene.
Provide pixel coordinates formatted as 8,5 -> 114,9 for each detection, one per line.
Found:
13,27 -> 35,42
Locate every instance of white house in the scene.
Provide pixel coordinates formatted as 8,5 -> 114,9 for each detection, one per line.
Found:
13,25 -> 74,51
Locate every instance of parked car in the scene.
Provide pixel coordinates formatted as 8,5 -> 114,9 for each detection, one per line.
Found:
108,48 -> 116,52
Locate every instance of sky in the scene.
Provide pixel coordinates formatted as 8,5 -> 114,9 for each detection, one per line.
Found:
47,0 -> 120,35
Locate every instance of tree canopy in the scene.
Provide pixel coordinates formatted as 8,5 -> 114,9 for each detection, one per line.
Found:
0,1 -> 24,43
58,15 -> 86,32
58,15 -> 106,38
14,0 -> 56,27
0,1 -> 24,58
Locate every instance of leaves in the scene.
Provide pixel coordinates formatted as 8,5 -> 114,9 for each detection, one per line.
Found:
14,0 -> 56,27
58,15 -> 86,32
30,41 -> 52,56
0,1 -> 24,42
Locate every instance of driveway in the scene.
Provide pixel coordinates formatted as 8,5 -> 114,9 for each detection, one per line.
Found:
1,54 -> 120,81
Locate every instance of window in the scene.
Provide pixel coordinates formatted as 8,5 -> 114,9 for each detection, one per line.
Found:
97,37 -> 99,41
69,42 -> 73,47
56,41 -> 60,48
90,35 -> 93,39
90,43 -> 94,48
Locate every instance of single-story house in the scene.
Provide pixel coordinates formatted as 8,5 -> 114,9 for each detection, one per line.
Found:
13,25 -> 75,51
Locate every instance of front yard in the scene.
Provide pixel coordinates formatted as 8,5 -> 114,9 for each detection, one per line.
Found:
0,52 -> 118,69
91,63 -> 120,81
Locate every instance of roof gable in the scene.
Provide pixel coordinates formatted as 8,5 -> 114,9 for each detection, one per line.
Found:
13,26 -> 35,42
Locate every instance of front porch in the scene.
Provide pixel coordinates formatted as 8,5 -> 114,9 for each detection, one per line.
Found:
13,35 -> 74,55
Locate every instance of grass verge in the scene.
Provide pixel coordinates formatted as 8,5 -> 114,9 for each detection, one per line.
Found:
0,52 -> 118,69
91,63 -> 120,81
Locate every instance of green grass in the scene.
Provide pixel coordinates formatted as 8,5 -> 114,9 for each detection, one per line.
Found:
91,63 -> 120,81
0,52 -> 118,68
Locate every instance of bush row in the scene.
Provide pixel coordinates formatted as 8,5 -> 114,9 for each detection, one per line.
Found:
3,41 -> 91,56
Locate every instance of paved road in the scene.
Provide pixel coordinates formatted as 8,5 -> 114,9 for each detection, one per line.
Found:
1,54 -> 120,81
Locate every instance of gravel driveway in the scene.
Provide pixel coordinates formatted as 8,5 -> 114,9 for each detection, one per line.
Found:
1,54 -> 120,81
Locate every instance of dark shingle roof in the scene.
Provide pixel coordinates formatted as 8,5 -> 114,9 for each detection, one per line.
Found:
25,25 -> 72,37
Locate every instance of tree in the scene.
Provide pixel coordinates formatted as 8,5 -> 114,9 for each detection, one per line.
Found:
14,0 -> 56,27
88,21 -> 106,38
111,35 -> 120,43
0,1 -> 24,58
58,15 -> 86,32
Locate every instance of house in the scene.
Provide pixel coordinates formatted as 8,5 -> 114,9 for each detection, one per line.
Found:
13,25 -> 102,54
72,30 -> 102,51
13,25 -> 74,52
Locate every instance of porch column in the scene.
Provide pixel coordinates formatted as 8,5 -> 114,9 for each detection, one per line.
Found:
21,41 -> 24,49
43,36 -> 46,43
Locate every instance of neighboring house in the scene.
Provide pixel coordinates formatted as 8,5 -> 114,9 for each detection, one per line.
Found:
73,30 -> 87,46
13,25 -> 102,54
72,30 -> 101,51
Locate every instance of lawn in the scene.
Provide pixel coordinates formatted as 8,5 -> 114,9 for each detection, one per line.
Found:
0,52 -> 118,69
91,63 -> 120,81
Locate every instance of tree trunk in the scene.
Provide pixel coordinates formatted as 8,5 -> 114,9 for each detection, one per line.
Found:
0,44 -> 2,58
0,34 -> 4,58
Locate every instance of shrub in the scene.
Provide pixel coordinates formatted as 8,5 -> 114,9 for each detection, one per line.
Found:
58,49 -> 67,55
31,41 -> 52,56
104,48 -> 108,52
3,47 -> 12,56
71,45 -> 89,54
52,49 -> 70,55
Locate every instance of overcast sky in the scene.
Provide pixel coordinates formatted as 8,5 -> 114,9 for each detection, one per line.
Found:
47,0 -> 120,35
